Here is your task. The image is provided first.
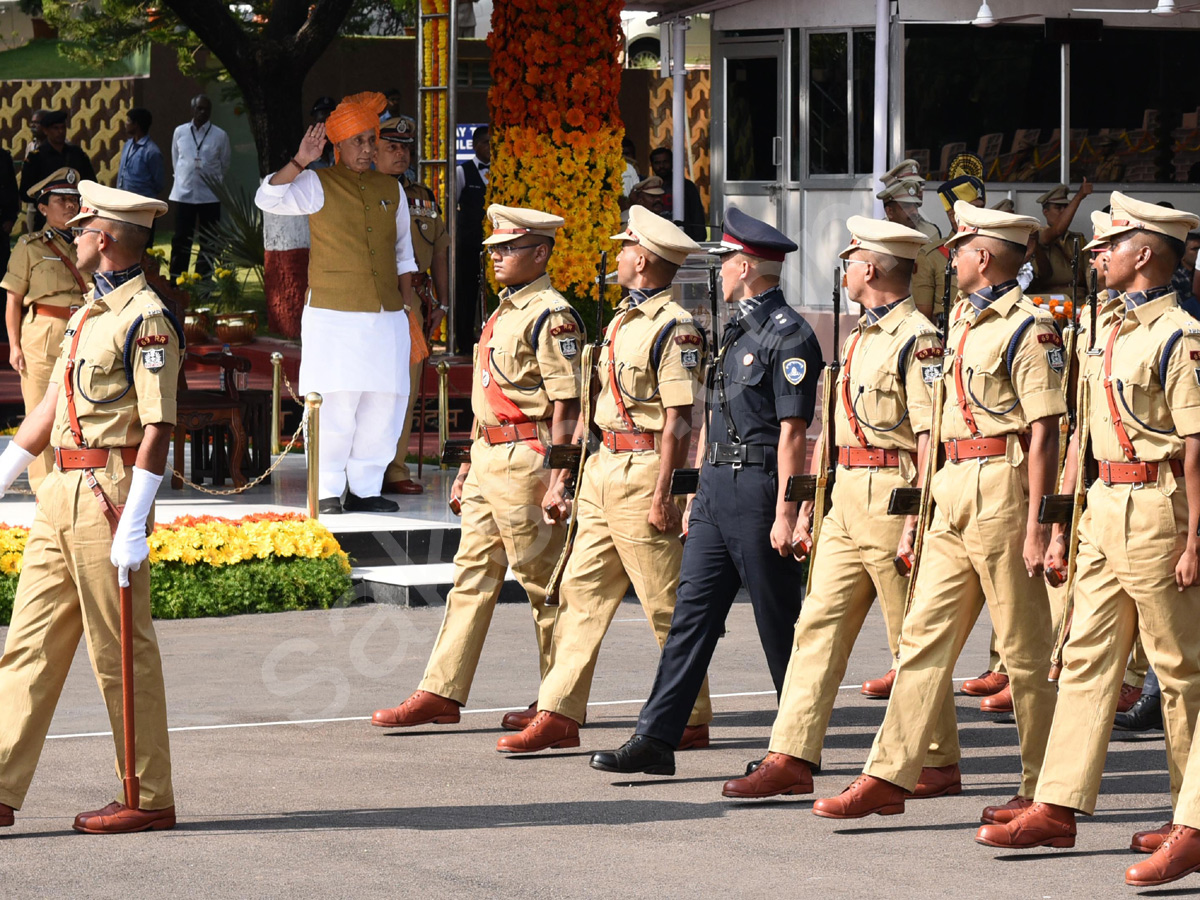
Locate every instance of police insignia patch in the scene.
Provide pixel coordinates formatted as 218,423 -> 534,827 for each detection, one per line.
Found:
680,348 -> 700,369
136,334 -> 169,347
783,358 -> 806,385
923,363 -> 942,384
558,337 -> 579,359
141,347 -> 166,371
1195,367 -> 1200,386
1047,348 -> 1065,372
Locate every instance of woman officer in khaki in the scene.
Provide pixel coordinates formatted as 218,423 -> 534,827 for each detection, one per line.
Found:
2,167 -> 85,488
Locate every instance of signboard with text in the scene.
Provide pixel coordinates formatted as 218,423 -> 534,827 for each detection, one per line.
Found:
456,124 -> 486,163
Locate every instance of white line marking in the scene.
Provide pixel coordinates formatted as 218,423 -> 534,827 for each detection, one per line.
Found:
45,678 -> 970,741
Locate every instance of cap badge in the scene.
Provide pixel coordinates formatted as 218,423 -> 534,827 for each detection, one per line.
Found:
66,170 -> 77,184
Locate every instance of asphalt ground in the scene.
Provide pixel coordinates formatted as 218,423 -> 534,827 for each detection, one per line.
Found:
0,597 -> 1182,900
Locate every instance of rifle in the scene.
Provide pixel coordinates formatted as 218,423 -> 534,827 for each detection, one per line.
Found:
1043,265 -> 1099,680
671,262 -> 720,497
544,251 -> 608,605
1056,236 -> 1083,475
891,257 -> 954,608
793,269 -> 840,593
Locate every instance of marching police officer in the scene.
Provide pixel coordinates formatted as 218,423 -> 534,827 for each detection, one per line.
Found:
587,206 -> 822,776
911,175 -> 986,319
2,167 -> 86,489
978,194 -> 1200,859
371,205 -> 583,733
719,216 -> 961,798
0,182 -> 178,833
811,202 -> 1065,822
496,206 -> 713,755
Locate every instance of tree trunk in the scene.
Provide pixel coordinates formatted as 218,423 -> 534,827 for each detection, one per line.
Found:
240,62 -> 307,175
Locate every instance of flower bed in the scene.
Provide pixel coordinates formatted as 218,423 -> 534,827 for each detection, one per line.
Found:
0,514 -> 352,626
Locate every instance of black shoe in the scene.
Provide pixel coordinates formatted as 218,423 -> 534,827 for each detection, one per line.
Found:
318,497 -> 344,515
590,734 -> 675,775
1115,693 -> 1164,732
343,493 -> 400,513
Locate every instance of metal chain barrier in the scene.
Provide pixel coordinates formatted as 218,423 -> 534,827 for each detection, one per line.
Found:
168,406 -> 309,496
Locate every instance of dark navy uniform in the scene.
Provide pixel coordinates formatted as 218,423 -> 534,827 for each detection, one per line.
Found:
633,281 -> 822,749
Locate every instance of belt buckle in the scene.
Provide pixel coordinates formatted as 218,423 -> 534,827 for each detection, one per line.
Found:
729,442 -> 744,471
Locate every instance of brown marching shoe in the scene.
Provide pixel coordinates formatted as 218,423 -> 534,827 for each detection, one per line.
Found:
722,752 -> 813,799
813,775 -> 906,819
679,724 -> 710,751
1117,683 -> 1143,714
962,671 -> 1009,697
861,669 -> 897,699
1132,821 -> 1175,854
0,802 -> 13,827
981,796 -> 1033,825
911,763 -> 962,799
73,801 -> 176,834
975,802 -> 1076,849
980,684 -> 1014,713
496,711 -> 579,754
500,702 -> 538,731
1127,825 -> 1200,886
371,690 -> 461,728
383,479 -> 424,495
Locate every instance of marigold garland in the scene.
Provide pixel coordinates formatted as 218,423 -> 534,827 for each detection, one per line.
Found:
486,0 -> 625,303
421,0 -> 451,205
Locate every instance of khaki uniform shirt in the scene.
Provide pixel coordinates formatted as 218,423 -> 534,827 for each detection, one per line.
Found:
1030,231 -> 1085,293
912,238 -> 955,318
0,230 -> 85,307
49,273 -> 182,449
594,288 -> 703,433
401,176 -> 450,274
471,274 -> 583,427
940,285 -> 1066,441
836,298 -> 942,481
1087,292 -> 1200,463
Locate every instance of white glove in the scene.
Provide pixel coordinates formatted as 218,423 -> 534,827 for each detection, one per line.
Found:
0,442 -> 35,498
111,466 -> 162,587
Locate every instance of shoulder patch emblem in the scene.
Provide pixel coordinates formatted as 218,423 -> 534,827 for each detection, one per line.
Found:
1038,333 -> 1063,347
550,323 -> 577,336
680,348 -> 700,369
137,334 -> 169,347
558,336 -> 579,359
1191,350 -> 1200,361
1047,348 -> 1065,372
140,347 -> 166,371
915,347 -> 944,360
783,358 -> 806,385
922,363 -> 942,384
1195,368 -> 1200,386
675,333 -> 701,346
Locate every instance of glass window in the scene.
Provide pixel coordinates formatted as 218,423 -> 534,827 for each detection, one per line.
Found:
725,55 -> 780,181
809,32 -> 849,175
853,30 -> 875,175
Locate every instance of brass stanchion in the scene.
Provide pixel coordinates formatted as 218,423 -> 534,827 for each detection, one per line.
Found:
437,361 -> 450,470
306,392 -> 322,519
270,352 -> 283,456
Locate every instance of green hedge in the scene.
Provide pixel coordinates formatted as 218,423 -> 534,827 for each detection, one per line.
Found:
0,556 -> 352,626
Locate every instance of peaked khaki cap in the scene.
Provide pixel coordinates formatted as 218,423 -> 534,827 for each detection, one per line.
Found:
482,204 -> 565,245
880,158 -> 921,186
67,181 -> 167,229
876,177 -> 924,205
1036,184 -> 1071,206
839,215 -> 929,261
945,200 -> 1039,248
1083,210 -> 1115,250
1106,191 -> 1200,244
610,205 -> 701,266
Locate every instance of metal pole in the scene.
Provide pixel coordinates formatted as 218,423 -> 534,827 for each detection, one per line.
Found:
446,0 -> 460,354
270,351 -> 283,456
437,360 -> 450,469
1060,41 -> 1071,185
306,392 -> 322,519
672,18 -> 686,224
873,0 -> 889,218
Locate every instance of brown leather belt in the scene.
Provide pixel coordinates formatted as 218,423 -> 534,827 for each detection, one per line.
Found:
943,435 -> 1028,462
54,446 -> 139,470
838,446 -> 901,468
480,422 -> 542,445
1098,459 -> 1182,485
602,430 -> 656,452
33,303 -> 78,320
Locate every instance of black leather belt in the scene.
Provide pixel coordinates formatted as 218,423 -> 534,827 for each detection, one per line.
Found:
706,442 -> 768,467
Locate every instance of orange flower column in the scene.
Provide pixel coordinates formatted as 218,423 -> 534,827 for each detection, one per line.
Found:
486,0 -> 624,303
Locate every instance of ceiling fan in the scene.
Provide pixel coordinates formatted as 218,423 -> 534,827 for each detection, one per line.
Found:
1074,1 -> 1200,14
906,2 -> 1043,28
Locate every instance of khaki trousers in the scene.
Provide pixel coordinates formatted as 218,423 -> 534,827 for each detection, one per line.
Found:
18,310 -> 68,490
386,306 -> 425,485
537,447 -> 712,726
864,456 -> 1057,795
419,439 -> 564,703
1035,482 -> 1200,814
990,604 -> 1149,687
769,468 -> 960,767
0,466 -> 173,810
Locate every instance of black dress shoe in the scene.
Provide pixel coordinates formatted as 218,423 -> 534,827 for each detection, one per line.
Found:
318,497 -> 343,515
590,734 -> 675,775
1115,694 -> 1164,732
343,493 -> 400,513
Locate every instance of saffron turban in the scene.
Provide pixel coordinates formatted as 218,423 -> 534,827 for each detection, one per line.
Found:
326,92 -> 387,159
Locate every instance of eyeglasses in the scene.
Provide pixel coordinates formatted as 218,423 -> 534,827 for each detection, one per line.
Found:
71,227 -> 117,242
948,246 -> 983,260
841,258 -> 870,274
490,243 -> 540,258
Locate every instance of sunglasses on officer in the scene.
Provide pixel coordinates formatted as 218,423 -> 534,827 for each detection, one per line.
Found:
71,226 -> 119,242
489,242 -> 541,258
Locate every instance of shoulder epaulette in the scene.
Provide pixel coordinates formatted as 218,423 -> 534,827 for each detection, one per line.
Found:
770,306 -> 801,335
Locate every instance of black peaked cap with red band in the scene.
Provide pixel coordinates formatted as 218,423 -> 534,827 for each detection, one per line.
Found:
714,205 -> 798,262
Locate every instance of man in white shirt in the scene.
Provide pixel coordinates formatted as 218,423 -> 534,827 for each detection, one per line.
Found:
254,91 -> 418,514
168,95 -> 232,279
